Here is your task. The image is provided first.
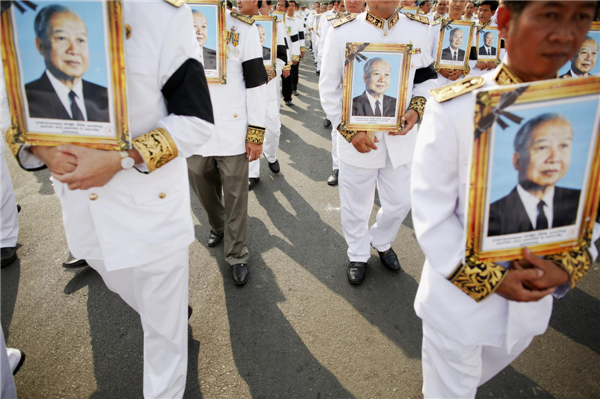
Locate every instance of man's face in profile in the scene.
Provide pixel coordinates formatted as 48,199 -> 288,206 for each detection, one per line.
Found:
484,32 -> 494,47
515,119 -> 573,188
257,25 -> 267,46
193,13 -> 208,47
38,12 -> 89,81
364,60 -> 391,97
574,39 -> 598,74
450,29 -> 463,50
276,1 -> 287,12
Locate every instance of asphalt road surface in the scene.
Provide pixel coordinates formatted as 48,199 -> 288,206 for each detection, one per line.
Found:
2,52 -> 599,399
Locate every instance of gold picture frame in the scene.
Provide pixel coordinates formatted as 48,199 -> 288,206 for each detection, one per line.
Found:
475,26 -> 500,63
1,0 -> 130,150
272,11 -> 286,25
434,19 -> 475,73
399,6 -> 420,15
253,15 -> 278,73
465,77 -> 600,267
188,0 -> 226,85
340,43 -> 413,134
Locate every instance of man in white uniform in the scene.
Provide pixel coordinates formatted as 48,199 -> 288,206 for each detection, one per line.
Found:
412,1 -> 599,397
3,1 -> 215,397
320,0 -> 437,285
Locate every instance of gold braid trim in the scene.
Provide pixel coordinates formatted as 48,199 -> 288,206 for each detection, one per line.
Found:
5,126 -> 23,159
292,55 -> 300,62
447,260 -> 508,302
300,46 -> 306,52
246,125 -> 266,144
282,63 -> 291,71
337,123 -> 358,143
408,96 -> 426,122
546,248 -> 592,289
132,127 -> 178,173
267,68 -> 277,82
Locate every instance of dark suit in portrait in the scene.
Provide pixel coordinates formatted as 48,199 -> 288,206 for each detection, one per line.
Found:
479,45 -> 496,56
25,72 -> 109,122
352,91 -> 397,117
262,46 -> 271,61
203,47 -> 217,70
487,186 -> 581,236
441,46 -> 466,62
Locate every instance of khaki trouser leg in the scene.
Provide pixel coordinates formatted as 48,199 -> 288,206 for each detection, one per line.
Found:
187,155 -> 225,235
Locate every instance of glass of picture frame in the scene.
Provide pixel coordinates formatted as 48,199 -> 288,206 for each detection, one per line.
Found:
1,0 -> 129,150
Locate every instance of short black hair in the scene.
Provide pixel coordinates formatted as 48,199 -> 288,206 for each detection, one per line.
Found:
478,1 -> 499,13
227,1 -> 233,9
278,0 -> 289,8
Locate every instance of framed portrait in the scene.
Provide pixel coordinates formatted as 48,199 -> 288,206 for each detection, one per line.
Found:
340,43 -> 413,134
434,20 -> 475,72
253,16 -> 277,70
188,0 -> 226,84
272,11 -> 286,25
558,21 -> 599,79
475,26 -> 500,63
399,6 -> 420,15
464,77 -> 600,266
1,0 -> 129,150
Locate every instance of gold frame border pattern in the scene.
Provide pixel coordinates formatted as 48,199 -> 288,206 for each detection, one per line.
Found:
187,0 -> 227,85
340,42 -> 413,134
434,19 -> 475,73
465,77 -> 600,265
272,11 -> 286,25
1,0 -> 130,150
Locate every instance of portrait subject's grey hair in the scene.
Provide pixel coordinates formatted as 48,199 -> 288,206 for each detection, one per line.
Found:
34,4 -> 79,46
363,57 -> 389,77
449,28 -> 461,40
484,31 -> 494,41
191,8 -> 205,17
513,113 -> 572,155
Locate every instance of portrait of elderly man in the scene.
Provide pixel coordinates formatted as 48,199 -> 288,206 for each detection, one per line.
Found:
561,36 -> 598,78
441,27 -> 466,62
257,24 -> 271,61
488,113 -> 581,237
351,57 -> 397,118
25,4 -> 109,122
479,31 -> 497,56
192,8 -> 217,70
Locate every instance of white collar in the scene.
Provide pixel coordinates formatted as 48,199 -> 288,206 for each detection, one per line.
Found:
365,90 -> 384,115
516,184 -> 555,229
45,70 -> 87,120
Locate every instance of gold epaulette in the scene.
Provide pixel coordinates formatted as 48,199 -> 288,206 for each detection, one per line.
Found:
326,14 -> 337,21
332,13 -> 357,28
428,76 -> 485,103
246,125 -> 266,144
133,128 -> 179,173
231,11 -> 254,25
164,0 -> 186,7
447,260 -> 508,302
404,12 -> 430,25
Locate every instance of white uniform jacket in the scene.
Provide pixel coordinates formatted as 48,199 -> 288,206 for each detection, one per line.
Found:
197,11 -> 267,156
3,0 -> 215,271
412,66 -> 599,349
319,10 -> 437,170
285,15 -> 303,59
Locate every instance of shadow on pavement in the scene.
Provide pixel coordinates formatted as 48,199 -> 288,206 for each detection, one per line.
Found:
1,258 -> 21,340
477,366 -> 555,399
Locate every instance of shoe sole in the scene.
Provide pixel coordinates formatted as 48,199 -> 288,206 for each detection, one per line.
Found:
327,181 -> 338,186
347,277 -> 364,285
12,351 -> 25,376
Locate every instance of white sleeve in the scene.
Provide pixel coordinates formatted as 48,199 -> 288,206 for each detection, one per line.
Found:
319,28 -> 344,129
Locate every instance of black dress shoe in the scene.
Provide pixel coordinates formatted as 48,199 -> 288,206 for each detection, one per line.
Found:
188,305 -> 193,320
1,247 -> 17,268
316,70 -> 320,75
285,100 -> 294,106
231,263 -> 249,286
327,169 -> 339,186
11,350 -> 25,375
323,118 -> 331,128
267,159 -> 280,174
293,90 -> 300,96
378,248 -> 402,271
208,231 -> 224,247
249,177 -> 260,190
62,258 -> 88,269
16,204 -> 21,213
347,262 -> 367,285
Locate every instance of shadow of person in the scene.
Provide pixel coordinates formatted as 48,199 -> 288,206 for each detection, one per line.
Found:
32,168 -> 54,195
63,266 -> 202,398
477,366 -> 555,399
252,177 -> 423,359
215,217 -> 353,398
1,256 -> 21,340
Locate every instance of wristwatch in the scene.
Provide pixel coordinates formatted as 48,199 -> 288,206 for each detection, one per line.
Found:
119,151 -> 135,170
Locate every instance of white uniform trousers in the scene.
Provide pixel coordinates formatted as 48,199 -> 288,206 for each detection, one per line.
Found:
0,154 -> 18,248
330,128 -> 339,170
249,79 -> 282,179
422,320 -> 534,399
1,329 -> 17,399
87,249 -> 189,399
339,153 -> 412,262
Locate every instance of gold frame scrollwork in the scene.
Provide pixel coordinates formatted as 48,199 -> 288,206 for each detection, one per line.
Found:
1,0 -> 130,150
